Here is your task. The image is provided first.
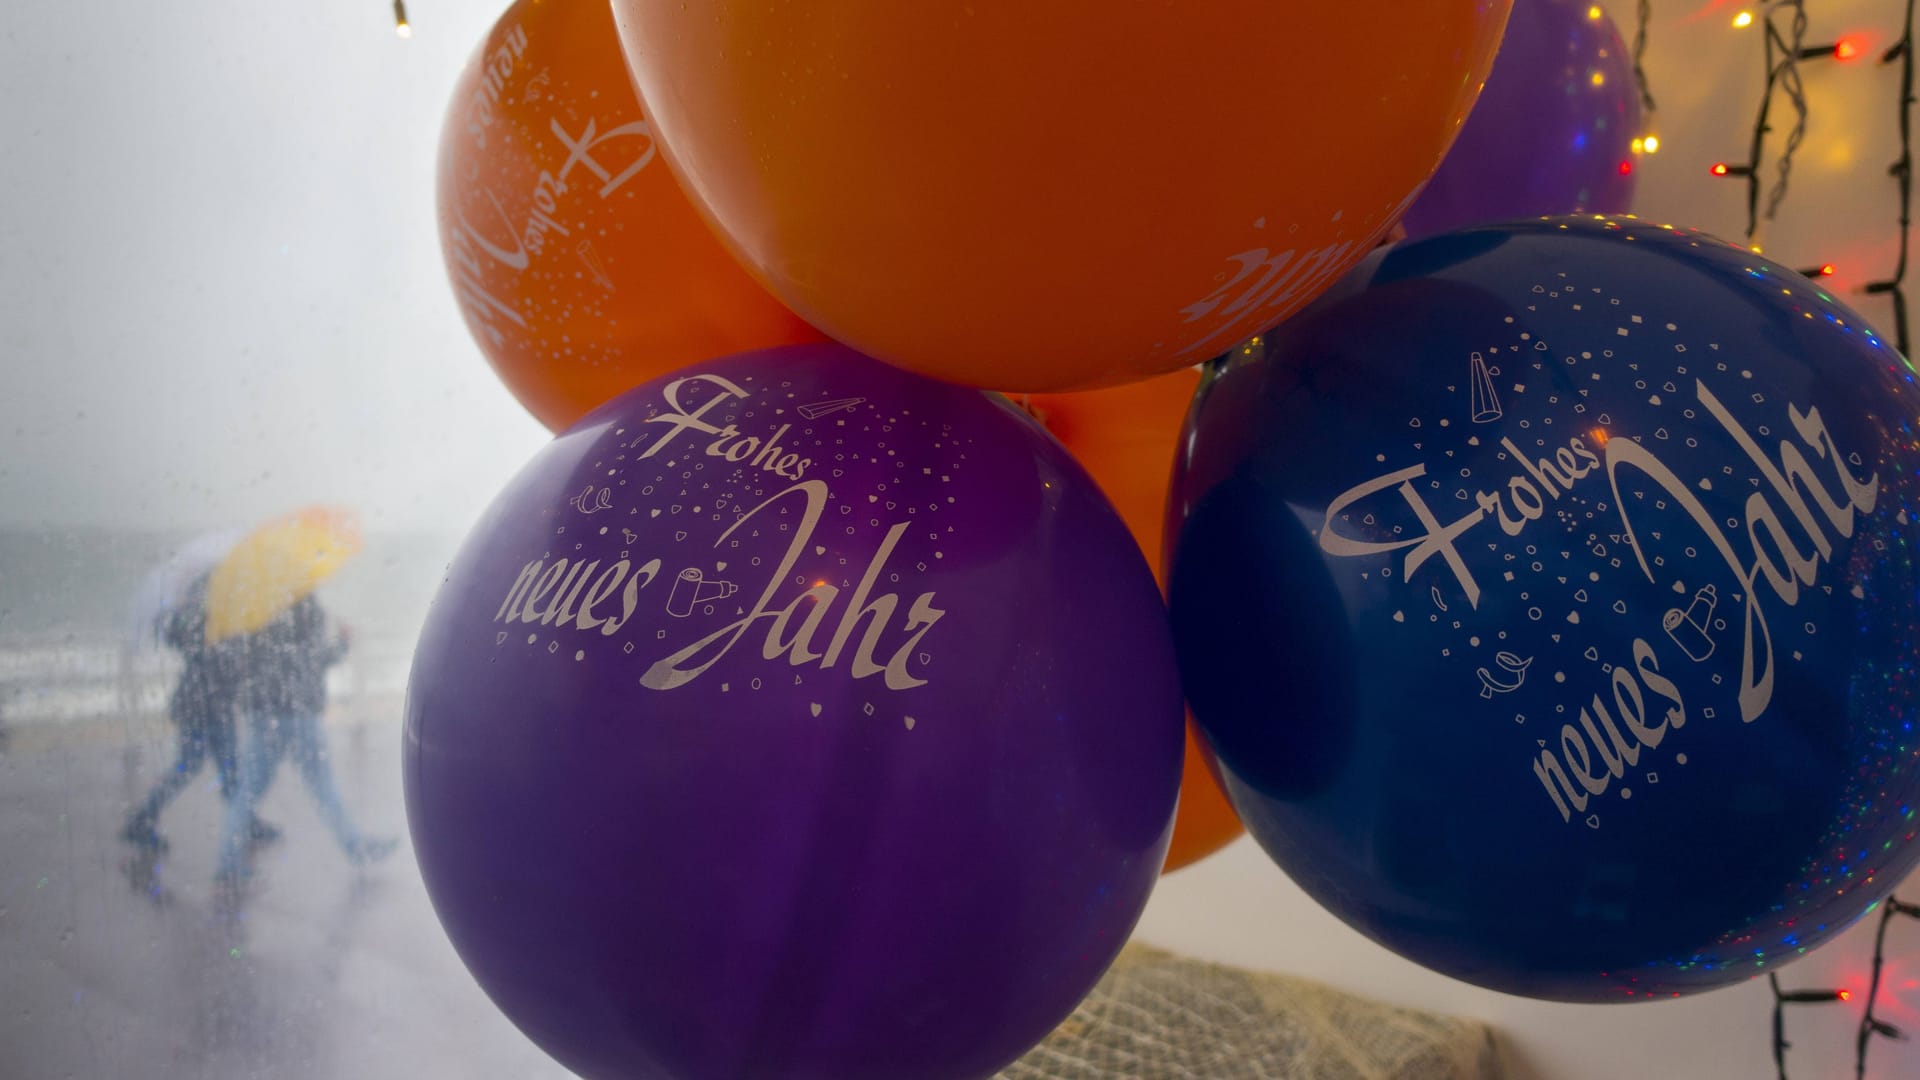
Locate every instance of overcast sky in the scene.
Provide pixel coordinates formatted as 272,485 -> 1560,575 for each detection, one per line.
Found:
0,0 -> 540,537
0,0 -> 1908,537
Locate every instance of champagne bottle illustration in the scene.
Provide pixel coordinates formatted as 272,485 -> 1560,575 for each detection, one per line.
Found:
1468,352 -> 1503,423
1662,584 -> 1718,662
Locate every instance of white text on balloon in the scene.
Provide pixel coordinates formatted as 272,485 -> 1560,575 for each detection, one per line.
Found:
634,373 -> 814,481
639,479 -> 944,692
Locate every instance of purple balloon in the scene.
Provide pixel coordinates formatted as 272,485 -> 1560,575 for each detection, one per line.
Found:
403,343 -> 1183,1080
1400,0 -> 1640,239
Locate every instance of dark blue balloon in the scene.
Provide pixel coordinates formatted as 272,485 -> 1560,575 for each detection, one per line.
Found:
1168,216 -> 1920,1002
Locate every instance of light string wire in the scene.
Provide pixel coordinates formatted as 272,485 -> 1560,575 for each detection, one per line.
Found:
1853,897 -> 1920,1079
1634,0 -> 1659,116
1864,0 -> 1916,357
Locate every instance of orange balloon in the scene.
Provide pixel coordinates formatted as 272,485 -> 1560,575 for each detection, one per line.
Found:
611,1 -> 1509,392
1163,726 -> 1244,873
438,0 -> 823,432
1018,369 -> 1243,873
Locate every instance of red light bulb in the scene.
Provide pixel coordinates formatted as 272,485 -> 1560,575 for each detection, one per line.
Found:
1711,162 -> 1731,176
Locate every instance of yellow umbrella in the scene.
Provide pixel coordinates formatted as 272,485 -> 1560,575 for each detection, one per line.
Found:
204,505 -> 363,643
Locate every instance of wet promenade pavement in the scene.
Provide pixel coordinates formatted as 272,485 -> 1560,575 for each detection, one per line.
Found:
0,706 -> 568,1079
8,706 -> 1918,1080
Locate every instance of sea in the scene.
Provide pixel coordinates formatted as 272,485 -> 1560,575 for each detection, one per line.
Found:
0,527 -> 462,730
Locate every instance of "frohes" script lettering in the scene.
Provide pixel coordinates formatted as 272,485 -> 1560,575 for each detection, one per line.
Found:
1319,433 -> 1605,609
633,373 -> 813,481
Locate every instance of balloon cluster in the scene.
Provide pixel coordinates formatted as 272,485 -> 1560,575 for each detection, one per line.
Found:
410,0 -> 1920,1075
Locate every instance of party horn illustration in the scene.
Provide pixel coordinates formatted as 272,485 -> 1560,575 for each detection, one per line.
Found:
667,567 -> 738,616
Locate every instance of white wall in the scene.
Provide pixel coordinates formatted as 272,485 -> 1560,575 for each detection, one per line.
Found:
1137,842 -> 1920,1079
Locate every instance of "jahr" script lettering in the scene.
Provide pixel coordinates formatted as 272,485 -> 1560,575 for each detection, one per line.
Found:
1603,380 -> 1878,723
640,479 -> 943,691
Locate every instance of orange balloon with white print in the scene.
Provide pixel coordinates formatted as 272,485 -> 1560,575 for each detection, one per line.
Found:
1018,368 -> 1244,872
609,0 -> 1510,391
438,0 -> 822,432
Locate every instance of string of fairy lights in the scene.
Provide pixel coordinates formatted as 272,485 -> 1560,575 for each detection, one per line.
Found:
1867,0 -> 1915,357
1689,0 -> 1915,356
1852,897 -> 1920,1078
1770,896 -> 1920,1080
1633,0 -> 1660,116
1658,5 -> 1920,1072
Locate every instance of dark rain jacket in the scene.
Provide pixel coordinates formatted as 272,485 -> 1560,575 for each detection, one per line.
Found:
237,594 -> 348,719
163,575 -> 242,731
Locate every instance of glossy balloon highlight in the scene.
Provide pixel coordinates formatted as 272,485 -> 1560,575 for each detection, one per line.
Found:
610,0 -> 1511,391
1169,218 -> 1920,1001
407,343 -> 1183,1078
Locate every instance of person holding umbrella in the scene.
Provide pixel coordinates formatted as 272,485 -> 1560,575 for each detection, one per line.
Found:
119,570 -> 280,852
199,507 -> 397,891
117,527 -> 242,716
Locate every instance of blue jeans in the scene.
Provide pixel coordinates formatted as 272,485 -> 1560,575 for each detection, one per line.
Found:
215,712 -> 363,879
128,711 -> 239,830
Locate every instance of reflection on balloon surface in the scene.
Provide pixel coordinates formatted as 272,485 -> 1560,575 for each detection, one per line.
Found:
1170,217 -> 1920,1001
408,343 -> 1184,1077
610,0 -> 1512,391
